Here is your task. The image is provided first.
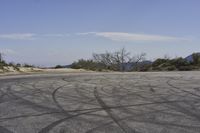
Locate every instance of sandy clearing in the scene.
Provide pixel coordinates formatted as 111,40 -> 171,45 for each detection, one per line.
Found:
0,67 -> 92,76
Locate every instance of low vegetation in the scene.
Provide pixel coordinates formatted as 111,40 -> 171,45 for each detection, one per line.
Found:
71,49 -> 200,72
1,50 -> 200,73
71,48 -> 146,71
0,53 -> 36,72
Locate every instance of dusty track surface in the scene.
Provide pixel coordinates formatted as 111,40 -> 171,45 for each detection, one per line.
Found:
0,72 -> 200,133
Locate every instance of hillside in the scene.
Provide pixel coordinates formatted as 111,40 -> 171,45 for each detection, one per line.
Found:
185,52 -> 200,62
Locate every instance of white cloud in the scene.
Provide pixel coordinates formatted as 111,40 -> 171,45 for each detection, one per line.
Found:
0,32 -> 186,42
0,33 -> 71,40
42,34 -> 70,37
78,32 -> 186,42
0,33 -> 35,40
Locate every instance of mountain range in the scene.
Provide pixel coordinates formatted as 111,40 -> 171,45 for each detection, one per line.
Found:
185,53 -> 200,62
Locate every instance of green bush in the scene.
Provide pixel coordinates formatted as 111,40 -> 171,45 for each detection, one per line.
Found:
71,59 -> 105,71
55,65 -> 63,69
152,67 -> 162,71
138,64 -> 152,71
16,63 -> 21,67
177,66 -> 193,71
0,64 -> 4,70
23,64 -> 34,67
192,53 -> 200,65
152,59 -> 169,67
166,66 -> 176,71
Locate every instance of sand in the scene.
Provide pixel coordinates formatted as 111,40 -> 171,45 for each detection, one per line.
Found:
0,66 -> 90,76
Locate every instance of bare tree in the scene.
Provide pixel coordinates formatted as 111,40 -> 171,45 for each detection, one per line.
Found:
93,48 -> 132,71
133,53 -> 146,64
112,48 -> 130,71
93,52 -> 114,69
93,48 -> 146,71
129,53 -> 146,71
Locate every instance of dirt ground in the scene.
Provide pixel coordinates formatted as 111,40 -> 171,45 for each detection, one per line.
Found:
0,71 -> 200,133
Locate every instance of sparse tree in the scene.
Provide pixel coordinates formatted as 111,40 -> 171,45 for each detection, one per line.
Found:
93,51 -> 121,70
93,48 -> 146,71
129,53 -> 146,71
93,48 -> 132,71
130,53 -> 146,64
113,47 -> 130,71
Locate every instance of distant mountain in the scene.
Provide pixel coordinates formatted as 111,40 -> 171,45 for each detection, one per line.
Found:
123,60 -> 152,71
185,53 -> 200,62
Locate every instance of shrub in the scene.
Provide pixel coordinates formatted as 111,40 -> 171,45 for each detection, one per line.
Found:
55,65 -> 63,69
16,63 -> 21,67
192,53 -> 200,65
152,67 -> 162,71
0,64 -> 4,70
23,64 -> 34,67
178,66 -> 193,71
138,64 -> 152,71
167,66 -> 176,71
152,59 -> 169,67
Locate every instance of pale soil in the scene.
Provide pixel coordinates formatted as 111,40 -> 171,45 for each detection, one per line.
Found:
0,67 -> 91,76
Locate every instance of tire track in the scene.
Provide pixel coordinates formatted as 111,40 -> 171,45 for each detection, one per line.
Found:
52,85 -> 68,112
167,80 -> 200,98
94,87 -> 138,133
1,73 -> 200,133
38,108 -> 102,133
0,126 -> 13,133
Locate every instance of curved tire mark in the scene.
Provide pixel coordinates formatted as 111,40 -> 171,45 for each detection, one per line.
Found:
0,126 -> 13,133
94,87 -> 138,133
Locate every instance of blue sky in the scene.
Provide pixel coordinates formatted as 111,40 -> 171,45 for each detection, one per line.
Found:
0,0 -> 200,66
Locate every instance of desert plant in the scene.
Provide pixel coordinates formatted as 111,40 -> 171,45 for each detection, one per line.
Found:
55,65 -> 63,69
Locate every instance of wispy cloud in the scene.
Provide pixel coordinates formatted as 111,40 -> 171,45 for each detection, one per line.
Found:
0,32 -> 187,42
0,33 -> 35,40
0,33 -> 71,40
41,34 -> 70,37
78,32 -> 187,42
